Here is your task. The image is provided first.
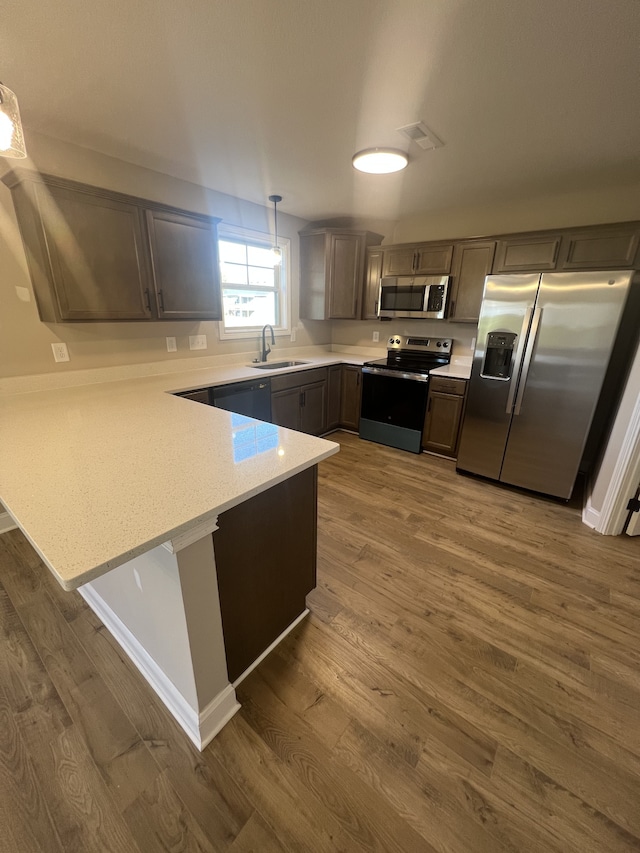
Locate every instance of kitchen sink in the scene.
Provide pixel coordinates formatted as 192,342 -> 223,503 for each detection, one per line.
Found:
250,360 -> 309,369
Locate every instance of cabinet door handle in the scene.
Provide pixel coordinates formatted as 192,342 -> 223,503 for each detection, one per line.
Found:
158,289 -> 165,312
427,397 -> 432,413
413,251 -> 418,272
356,371 -> 361,387
449,299 -> 455,317
144,288 -> 151,312
301,390 -> 306,407
374,300 -> 378,316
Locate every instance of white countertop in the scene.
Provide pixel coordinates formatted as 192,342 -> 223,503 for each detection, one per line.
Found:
429,357 -> 472,380
0,354 -> 368,590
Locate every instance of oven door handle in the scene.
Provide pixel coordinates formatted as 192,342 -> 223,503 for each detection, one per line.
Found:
362,366 -> 430,383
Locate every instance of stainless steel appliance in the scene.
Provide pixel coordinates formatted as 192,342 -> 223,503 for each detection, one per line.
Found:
360,335 -> 452,453
378,276 -> 449,319
456,270 -> 634,499
212,379 -> 272,421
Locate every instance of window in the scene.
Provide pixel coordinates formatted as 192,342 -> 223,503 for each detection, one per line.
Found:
218,225 -> 290,339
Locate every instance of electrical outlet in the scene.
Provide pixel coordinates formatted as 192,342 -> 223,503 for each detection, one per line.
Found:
166,336 -> 177,352
372,331 -> 380,343
189,334 -> 207,351
51,342 -> 69,363
291,329 -> 296,342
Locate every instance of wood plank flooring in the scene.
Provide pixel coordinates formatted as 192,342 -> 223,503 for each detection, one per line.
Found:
1,430 -> 639,852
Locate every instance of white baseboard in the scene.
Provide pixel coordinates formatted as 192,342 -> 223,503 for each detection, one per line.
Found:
198,685 -> 241,750
233,608 -> 309,688
581,498 -> 601,531
0,512 -> 17,534
79,584 -> 240,750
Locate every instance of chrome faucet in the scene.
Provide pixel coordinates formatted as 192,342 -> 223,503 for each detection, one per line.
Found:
260,324 -> 275,362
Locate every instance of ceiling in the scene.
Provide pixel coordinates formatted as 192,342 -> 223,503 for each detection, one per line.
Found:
2,0 -> 640,222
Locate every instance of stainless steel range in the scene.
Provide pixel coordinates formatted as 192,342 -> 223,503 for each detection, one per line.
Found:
360,334 -> 452,453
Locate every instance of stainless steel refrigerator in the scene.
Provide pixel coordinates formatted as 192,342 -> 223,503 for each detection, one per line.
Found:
456,270 -> 634,499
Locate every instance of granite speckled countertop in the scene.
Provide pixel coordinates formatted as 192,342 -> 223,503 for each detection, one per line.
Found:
0,354 -> 369,590
429,357 -> 472,380
0,348 -> 474,589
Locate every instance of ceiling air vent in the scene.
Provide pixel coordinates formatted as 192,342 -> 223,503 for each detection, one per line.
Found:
396,122 -> 443,151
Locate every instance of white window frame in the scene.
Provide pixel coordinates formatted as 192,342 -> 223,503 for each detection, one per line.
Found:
217,223 -> 291,340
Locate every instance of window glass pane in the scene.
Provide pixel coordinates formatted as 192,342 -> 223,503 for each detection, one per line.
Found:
247,245 -> 275,267
222,289 -> 276,328
221,262 -> 248,285
219,240 -> 247,265
248,265 -> 275,288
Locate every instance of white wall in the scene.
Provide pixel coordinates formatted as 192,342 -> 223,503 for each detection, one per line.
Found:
392,182 -> 640,243
587,337 -> 640,522
85,543 -> 201,709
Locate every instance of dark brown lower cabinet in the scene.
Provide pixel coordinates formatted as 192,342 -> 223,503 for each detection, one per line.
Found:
213,467 -> 317,682
422,377 -> 467,457
300,381 -> 326,434
270,368 -> 328,435
340,365 -> 362,431
271,387 -> 300,430
326,365 -> 342,429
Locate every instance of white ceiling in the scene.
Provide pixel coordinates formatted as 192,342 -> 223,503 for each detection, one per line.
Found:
2,0 -> 640,222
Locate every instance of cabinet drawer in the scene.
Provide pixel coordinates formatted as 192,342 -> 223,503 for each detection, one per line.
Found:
429,377 -> 466,396
270,367 -> 328,392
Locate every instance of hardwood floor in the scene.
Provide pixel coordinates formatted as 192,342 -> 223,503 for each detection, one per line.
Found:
1,430 -> 639,852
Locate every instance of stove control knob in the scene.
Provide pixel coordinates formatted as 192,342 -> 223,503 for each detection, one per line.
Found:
388,337 -> 395,345
443,341 -> 450,348
436,341 -> 441,347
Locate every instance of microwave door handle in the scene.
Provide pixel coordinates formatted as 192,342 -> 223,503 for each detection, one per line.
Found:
505,307 -> 533,414
422,285 -> 429,312
512,306 -> 542,416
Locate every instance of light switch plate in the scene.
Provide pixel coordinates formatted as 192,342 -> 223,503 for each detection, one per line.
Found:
372,331 -> 380,342
51,342 -> 69,363
189,335 -> 207,351
166,336 -> 177,352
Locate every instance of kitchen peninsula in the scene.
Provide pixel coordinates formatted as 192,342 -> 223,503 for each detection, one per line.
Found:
0,361 -> 340,749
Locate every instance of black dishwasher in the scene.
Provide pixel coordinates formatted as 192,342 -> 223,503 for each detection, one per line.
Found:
212,379 -> 272,421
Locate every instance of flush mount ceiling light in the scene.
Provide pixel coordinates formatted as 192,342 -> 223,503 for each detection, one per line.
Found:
268,194 -> 283,265
0,82 -> 27,159
352,148 -> 408,174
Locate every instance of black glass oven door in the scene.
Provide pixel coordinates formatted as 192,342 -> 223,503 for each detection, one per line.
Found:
361,372 -> 428,430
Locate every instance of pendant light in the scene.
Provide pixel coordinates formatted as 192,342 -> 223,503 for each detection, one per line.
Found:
0,82 -> 27,159
269,194 -> 282,265
352,148 -> 407,174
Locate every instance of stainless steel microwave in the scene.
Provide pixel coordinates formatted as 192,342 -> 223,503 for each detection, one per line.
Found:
377,275 -> 449,319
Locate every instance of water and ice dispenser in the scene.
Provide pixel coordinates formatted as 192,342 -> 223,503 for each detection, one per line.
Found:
481,331 -> 517,380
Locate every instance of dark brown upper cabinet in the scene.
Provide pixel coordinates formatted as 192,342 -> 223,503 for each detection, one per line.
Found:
558,225 -> 640,270
363,247 -> 384,319
3,170 -> 222,323
448,240 -> 496,323
299,228 -> 383,320
146,209 -> 222,320
8,178 -> 153,322
381,242 -> 453,276
493,233 -> 561,273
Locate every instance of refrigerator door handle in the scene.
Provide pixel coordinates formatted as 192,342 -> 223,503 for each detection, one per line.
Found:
513,307 -> 543,416
505,307 -> 534,415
